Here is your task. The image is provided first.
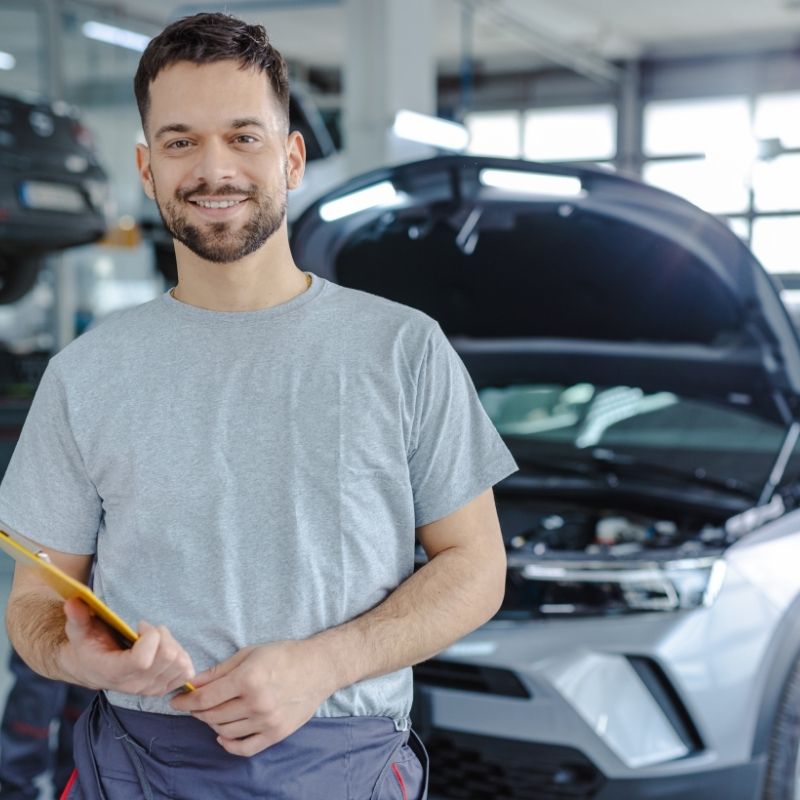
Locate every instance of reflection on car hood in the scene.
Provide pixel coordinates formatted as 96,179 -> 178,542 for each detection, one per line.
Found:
291,155 -> 800,423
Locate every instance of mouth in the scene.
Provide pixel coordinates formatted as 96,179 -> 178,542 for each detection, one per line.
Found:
186,196 -> 249,219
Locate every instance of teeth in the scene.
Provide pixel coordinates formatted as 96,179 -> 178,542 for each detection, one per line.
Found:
192,199 -> 242,209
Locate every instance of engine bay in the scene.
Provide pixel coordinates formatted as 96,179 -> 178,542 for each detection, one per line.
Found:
497,500 -> 728,562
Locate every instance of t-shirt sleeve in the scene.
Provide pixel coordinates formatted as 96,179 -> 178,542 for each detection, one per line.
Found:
0,363 -> 100,554
407,322 -> 518,528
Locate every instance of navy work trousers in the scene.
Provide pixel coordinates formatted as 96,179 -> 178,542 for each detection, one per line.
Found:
64,692 -> 428,799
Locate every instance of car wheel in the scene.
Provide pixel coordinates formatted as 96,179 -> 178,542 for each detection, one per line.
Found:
764,652 -> 800,799
0,253 -> 44,304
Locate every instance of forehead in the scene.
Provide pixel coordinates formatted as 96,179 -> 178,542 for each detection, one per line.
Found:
147,60 -> 281,132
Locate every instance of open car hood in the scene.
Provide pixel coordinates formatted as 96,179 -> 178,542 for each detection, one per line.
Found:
291,155 -> 800,424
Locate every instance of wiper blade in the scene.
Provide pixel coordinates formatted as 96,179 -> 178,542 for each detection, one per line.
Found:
504,438 -> 759,498
588,447 -> 758,497
510,453 -> 595,480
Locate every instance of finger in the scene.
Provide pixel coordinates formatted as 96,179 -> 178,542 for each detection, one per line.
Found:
137,626 -> 194,694
63,599 -> 121,652
191,648 -> 252,688
171,655 -> 249,712
211,717 -> 263,740
171,673 -> 240,713
143,657 -> 194,696
217,732 -> 275,758
127,621 -> 160,672
191,698 -> 249,727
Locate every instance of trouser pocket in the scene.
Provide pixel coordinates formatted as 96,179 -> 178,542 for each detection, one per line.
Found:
370,728 -> 429,800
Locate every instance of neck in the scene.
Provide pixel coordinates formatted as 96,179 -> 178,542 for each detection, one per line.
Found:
170,226 -> 309,312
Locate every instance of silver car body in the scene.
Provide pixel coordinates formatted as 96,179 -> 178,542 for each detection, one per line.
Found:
291,155 -> 800,799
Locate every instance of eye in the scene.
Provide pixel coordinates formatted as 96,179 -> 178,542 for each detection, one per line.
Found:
234,134 -> 258,144
166,139 -> 192,150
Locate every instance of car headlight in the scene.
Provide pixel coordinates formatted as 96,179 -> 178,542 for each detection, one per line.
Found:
503,556 -> 726,616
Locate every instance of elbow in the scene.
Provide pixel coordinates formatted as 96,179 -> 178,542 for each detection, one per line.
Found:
479,549 -> 507,623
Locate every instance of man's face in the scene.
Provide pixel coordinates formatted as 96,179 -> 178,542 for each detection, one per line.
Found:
136,60 -> 304,264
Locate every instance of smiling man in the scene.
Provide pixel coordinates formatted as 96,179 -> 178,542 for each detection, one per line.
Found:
0,12 -> 517,800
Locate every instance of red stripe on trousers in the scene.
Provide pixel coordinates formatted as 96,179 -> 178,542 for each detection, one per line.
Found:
391,763 -> 408,800
60,768 -> 78,800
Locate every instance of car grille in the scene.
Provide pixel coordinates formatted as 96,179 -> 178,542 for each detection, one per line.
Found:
425,728 -> 605,800
414,660 -> 530,697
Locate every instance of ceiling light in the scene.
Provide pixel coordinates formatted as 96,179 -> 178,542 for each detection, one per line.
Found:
319,182 -> 402,222
392,110 -> 469,152
480,169 -> 585,197
0,51 -> 15,71
82,21 -> 151,52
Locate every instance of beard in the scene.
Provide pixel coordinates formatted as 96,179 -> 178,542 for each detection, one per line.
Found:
153,176 -> 287,264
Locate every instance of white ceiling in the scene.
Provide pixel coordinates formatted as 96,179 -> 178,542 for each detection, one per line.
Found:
94,0 -> 800,72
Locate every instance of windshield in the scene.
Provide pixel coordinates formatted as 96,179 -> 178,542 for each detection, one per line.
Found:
479,383 -> 798,491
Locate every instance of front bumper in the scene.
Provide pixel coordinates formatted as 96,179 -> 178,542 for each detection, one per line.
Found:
422,726 -> 766,800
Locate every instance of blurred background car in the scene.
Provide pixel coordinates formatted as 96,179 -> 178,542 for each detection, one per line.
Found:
0,92 -> 109,305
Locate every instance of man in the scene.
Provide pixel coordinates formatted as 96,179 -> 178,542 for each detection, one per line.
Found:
0,12 -> 518,799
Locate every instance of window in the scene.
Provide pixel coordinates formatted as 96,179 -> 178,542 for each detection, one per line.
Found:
465,111 -> 521,158
752,154 -> 800,213
643,97 -> 751,158
754,91 -> 800,149
523,104 -> 616,162
642,93 -> 800,276
752,217 -> 800,274
642,159 -> 749,216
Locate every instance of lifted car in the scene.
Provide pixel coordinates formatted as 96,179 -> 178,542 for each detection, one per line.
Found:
292,155 -> 800,800
0,93 -> 109,304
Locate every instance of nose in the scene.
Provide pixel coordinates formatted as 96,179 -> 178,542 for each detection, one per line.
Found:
191,137 -> 237,187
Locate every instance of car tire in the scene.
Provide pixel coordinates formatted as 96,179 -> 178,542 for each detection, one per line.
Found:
763,652 -> 800,799
0,253 -> 43,304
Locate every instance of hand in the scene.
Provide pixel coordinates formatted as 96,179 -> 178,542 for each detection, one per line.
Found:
170,639 -> 335,757
61,597 -> 195,696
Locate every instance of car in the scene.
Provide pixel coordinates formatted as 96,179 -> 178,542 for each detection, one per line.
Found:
142,85 -> 347,284
291,154 -> 800,800
0,93 -> 109,304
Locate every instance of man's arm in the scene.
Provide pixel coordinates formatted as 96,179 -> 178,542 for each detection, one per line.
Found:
6,544 -> 195,693
7,550 -> 93,681
173,487 -> 507,755
315,485 -> 506,686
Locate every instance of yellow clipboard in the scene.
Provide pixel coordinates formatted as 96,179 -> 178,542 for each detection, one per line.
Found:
0,528 -> 195,692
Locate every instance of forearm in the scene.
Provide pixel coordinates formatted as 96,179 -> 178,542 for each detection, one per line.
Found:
311,545 -> 505,692
6,590 -> 76,683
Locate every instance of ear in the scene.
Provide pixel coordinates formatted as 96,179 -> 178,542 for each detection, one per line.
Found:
135,143 -> 155,199
286,130 -> 306,190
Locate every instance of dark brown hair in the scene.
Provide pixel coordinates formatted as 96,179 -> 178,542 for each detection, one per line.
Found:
134,12 -> 290,136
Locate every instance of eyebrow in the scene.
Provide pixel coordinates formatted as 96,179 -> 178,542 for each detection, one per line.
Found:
154,118 -> 267,140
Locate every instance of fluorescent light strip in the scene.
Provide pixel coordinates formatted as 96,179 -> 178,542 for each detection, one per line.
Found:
392,109 -> 469,152
0,51 -> 15,70
82,21 -> 151,53
480,169 -> 584,197
319,181 -> 401,222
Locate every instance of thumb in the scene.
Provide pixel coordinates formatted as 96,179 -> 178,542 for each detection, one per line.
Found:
192,647 -> 252,688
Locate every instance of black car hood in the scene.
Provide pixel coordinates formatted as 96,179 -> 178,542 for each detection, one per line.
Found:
291,155 -> 800,423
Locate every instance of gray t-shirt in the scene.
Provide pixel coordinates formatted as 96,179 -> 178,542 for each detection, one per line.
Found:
0,273 -> 518,728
